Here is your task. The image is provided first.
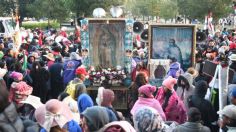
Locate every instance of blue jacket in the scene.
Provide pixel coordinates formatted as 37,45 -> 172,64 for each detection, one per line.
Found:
63,60 -> 81,86
40,120 -> 82,132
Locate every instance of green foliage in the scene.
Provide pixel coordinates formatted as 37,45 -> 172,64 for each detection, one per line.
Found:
26,0 -> 70,22
177,0 -> 233,20
22,22 -> 60,29
0,0 -> 15,16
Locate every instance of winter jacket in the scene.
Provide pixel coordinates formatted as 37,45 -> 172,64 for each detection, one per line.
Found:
63,60 -> 81,86
176,73 -> 195,110
156,87 -> 187,124
172,122 -> 211,132
131,97 -> 166,120
0,103 -> 24,132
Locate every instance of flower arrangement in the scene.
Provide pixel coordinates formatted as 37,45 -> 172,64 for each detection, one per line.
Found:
88,65 -> 127,86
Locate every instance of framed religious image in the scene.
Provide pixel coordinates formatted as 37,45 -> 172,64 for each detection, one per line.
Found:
88,19 -> 126,68
149,24 -> 196,71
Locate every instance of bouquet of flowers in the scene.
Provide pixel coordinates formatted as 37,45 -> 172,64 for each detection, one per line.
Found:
88,65 -> 127,86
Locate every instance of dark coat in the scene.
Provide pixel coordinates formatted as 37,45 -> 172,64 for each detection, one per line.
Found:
30,68 -> 50,103
49,62 -> 64,99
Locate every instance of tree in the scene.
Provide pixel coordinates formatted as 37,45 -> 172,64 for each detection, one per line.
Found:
177,0 -> 233,21
26,0 -> 70,23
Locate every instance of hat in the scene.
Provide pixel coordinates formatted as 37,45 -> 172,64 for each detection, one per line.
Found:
138,84 -> 156,98
10,71 -> 23,81
217,105 -> 236,120
187,67 -> 199,78
101,89 -> 115,106
34,99 -> 73,132
9,81 -> 33,104
75,67 -> 88,76
229,54 -> 236,61
0,68 -> 7,78
20,95 -> 43,109
0,51 -> 3,59
43,53 -> 55,61
162,76 -> 177,90
70,52 -> 82,60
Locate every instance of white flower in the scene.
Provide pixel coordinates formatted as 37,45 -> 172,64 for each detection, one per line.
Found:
116,65 -> 122,70
108,68 -> 111,71
101,76 -> 106,81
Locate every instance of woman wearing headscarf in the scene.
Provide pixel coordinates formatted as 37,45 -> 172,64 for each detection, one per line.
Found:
30,61 -> 50,103
155,76 -> 187,124
81,106 -> 115,132
133,107 -> 168,132
176,72 -> 195,110
131,84 -> 166,120
96,87 -> 124,121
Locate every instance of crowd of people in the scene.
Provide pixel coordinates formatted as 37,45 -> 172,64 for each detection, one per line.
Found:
1,24 -> 236,132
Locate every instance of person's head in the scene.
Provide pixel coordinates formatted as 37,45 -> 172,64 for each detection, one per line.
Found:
10,71 -> 23,82
135,72 -> 148,87
177,72 -> 193,91
75,67 -> 88,81
194,80 -> 208,98
188,107 -> 202,122
162,76 -> 177,92
27,55 -> 36,64
75,83 -> 87,98
138,84 -> 156,98
13,62 -> 22,72
96,87 -> 115,107
187,67 -> 199,78
133,107 -> 164,132
58,92 -> 70,101
50,126 -> 68,132
9,81 -> 33,105
169,39 -> 175,44
0,84 -> 10,112
208,40 -> 215,47
230,88 -> 236,105
81,106 -> 110,132
0,61 -> 6,69
35,99 -> 73,132
218,105 -> 236,127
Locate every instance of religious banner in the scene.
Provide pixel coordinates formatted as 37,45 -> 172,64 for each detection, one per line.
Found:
149,24 -> 196,71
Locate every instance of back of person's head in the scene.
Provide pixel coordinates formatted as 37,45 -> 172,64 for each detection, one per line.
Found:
75,83 -> 86,98
50,126 -> 68,132
0,61 -> 5,68
58,92 -> 69,101
0,85 -> 10,112
194,80 -> 208,98
188,107 -> 202,122
135,72 -> 147,87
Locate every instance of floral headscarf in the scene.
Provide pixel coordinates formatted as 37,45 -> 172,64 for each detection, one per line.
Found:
133,107 -> 167,132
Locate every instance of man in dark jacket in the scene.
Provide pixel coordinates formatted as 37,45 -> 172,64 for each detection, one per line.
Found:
173,107 -> 211,132
188,80 -> 218,131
